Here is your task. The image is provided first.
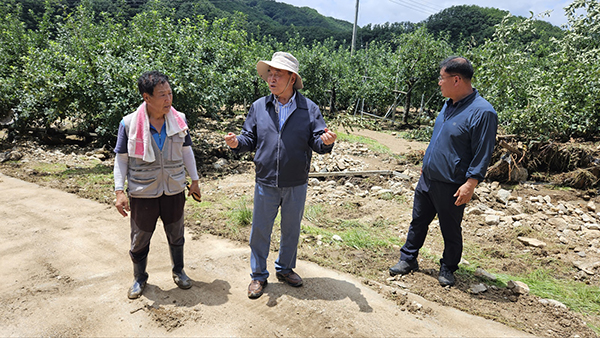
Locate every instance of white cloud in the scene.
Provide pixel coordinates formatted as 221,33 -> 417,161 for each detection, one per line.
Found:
276,0 -> 573,27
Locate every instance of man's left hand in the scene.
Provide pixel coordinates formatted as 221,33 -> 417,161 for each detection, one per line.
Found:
321,128 -> 337,145
453,178 -> 478,206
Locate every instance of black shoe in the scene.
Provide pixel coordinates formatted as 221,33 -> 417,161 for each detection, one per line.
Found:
389,259 -> 419,276
438,265 -> 455,286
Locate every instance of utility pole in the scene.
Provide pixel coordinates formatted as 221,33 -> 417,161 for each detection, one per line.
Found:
351,0 -> 359,57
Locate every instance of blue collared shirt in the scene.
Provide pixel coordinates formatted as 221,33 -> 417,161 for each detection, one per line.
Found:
277,92 -> 297,130
150,123 -> 167,150
423,89 -> 498,184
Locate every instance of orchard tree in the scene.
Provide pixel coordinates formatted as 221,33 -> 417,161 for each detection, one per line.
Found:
472,13 -> 551,138
473,0 -> 599,141
550,0 -> 600,140
0,1 -> 29,123
291,38 -> 348,114
393,26 -> 452,124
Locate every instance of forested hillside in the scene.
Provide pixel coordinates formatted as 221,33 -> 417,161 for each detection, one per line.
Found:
13,0 -> 563,47
1,0 -> 598,146
1,3 -> 598,337
423,5 -> 564,48
14,0 -> 354,43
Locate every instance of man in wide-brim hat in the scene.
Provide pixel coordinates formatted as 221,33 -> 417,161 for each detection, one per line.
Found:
225,52 -> 337,299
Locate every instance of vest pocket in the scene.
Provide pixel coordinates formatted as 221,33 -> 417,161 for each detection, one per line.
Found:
169,135 -> 185,161
128,171 -> 159,196
166,167 -> 186,194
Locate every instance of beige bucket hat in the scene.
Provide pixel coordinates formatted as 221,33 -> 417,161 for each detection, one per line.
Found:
256,52 -> 303,90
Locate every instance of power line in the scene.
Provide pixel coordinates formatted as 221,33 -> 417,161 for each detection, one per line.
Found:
402,0 -> 441,13
387,0 -> 440,17
388,0 -> 437,16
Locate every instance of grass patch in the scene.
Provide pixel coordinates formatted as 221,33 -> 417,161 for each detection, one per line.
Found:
456,257 -> 600,334
303,214 -> 402,250
301,224 -> 335,238
33,162 -> 68,173
225,196 -> 252,228
342,228 -> 401,249
302,215 -> 402,249
372,217 -> 396,228
69,168 -> 113,186
338,219 -> 362,229
337,132 -> 394,155
495,269 -> 600,315
28,161 -> 114,202
404,126 -> 433,142
304,203 -> 335,227
186,200 -> 214,218
548,185 -> 574,191
304,204 -> 324,224
379,191 -> 394,201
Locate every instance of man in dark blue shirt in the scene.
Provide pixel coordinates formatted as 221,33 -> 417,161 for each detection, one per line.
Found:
389,57 -> 498,287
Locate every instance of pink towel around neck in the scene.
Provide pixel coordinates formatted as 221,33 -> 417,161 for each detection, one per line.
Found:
127,102 -> 188,162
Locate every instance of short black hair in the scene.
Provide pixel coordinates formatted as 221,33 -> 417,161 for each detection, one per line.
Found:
440,57 -> 474,80
138,71 -> 170,97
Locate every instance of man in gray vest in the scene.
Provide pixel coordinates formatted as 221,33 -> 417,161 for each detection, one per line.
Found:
113,71 -> 202,299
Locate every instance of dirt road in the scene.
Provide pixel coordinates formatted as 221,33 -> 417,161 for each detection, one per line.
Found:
0,172 -> 534,337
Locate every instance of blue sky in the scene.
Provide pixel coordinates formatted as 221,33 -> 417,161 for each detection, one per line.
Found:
277,0 -> 573,28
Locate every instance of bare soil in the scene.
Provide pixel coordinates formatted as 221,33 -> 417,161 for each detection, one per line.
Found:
0,172 -> 534,337
0,126 -> 598,337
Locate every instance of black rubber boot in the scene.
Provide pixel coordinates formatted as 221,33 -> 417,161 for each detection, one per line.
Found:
127,258 -> 148,299
169,245 -> 192,289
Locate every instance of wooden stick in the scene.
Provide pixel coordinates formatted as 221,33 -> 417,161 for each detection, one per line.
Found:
309,170 -> 394,178
499,140 -> 523,157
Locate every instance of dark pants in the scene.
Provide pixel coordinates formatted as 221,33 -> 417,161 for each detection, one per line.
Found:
400,175 -> 465,272
129,192 -> 186,263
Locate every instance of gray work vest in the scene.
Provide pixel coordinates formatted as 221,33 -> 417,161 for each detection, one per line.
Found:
123,114 -> 187,198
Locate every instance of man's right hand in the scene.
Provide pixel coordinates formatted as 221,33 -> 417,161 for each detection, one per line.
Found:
224,132 -> 239,149
115,190 -> 130,217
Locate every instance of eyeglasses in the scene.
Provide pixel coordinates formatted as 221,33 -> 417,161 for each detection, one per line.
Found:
438,74 -> 461,81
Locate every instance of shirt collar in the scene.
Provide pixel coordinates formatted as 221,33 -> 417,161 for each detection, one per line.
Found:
278,91 -> 296,108
448,88 -> 477,107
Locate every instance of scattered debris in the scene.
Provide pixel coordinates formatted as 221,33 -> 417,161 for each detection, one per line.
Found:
470,283 -> 488,294
474,268 -> 497,281
507,280 -> 530,295
517,237 -> 547,248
